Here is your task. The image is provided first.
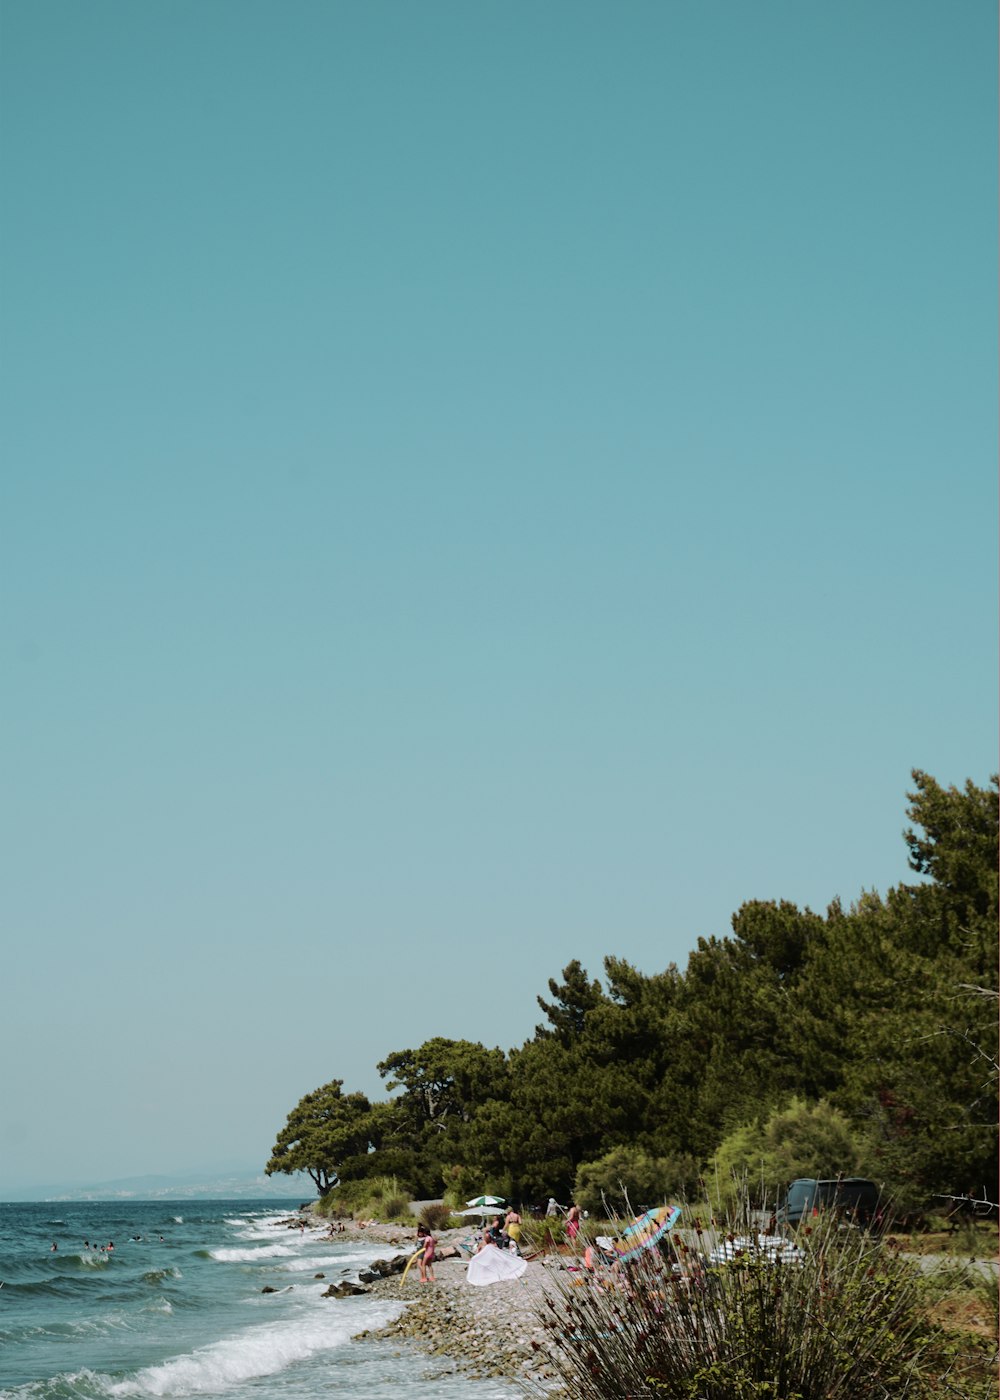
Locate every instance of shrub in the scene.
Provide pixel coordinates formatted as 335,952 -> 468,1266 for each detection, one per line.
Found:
710,1097 -> 865,1203
419,1202 -> 453,1232
323,1174 -> 412,1220
519,1216 -> 566,1252
575,1145 -> 699,1218
524,1191 -> 994,1400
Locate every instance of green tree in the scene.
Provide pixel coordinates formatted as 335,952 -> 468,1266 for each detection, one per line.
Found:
832,773 -> 999,1204
575,1144 -> 698,1217
535,959 -> 607,1045
711,1097 -> 864,1200
376,1038 -> 510,1197
265,1080 -> 376,1195
903,769 -> 999,930
377,1037 -> 507,1130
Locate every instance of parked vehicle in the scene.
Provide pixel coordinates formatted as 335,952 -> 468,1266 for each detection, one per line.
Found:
776,1177 -> 882,1228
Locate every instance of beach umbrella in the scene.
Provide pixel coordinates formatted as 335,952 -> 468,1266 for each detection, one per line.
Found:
614,1205 -> 682,1264
458,1207 -> 503,1218
466,1195 -> 505,1208
466,1243 -> 528,1286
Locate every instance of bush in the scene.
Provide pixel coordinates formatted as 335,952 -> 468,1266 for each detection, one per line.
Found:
519,1216 -> 566,1252
575,1145 -> 699,1218
710,1097 -> 865,1203
321,1175 -> 413,1220
419,1202 -> 453,1232
526,1191 -> 995,1400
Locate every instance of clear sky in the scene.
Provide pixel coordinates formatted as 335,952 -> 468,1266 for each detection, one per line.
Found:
1,0 -> 996,1196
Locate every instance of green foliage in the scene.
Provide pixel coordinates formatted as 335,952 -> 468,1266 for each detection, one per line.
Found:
439,1162 -> 513,1209
903,770 -> 998,928
265,1080 -> 377,1195
711,1097 -> 865,1201
527,1191 -> 992,1400
418,1202 -> 453,1232
519,1216 -> 566,1250
323,1174 -> 413,1221
536,960 -> 607,1045
575,1145 -> 699,1217
266,772 -> 998,1229
375,1037 -> 510,1198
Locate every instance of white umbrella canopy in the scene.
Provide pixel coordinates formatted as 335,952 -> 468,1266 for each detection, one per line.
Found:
466,1243 -> 528,1286
458,1207 -> 503,1218
466,1195 -> 505,1208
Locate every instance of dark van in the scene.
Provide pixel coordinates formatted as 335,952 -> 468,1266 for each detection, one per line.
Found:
776,1178 -> 882,1228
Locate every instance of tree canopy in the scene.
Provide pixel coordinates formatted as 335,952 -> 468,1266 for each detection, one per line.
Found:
266,771 -> 997,1213
265,1079 -> 376,1195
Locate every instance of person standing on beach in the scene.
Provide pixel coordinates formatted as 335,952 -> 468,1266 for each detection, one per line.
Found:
565,1204 -> 581,1241
505,1207 -> 522,1250
417,1225 -> 436,1283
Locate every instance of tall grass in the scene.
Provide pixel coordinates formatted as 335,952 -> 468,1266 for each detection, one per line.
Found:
524,1193 -> 998,1400
320,1175 -> 414,1221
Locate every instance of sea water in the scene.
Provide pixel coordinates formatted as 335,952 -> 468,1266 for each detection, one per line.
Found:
0,1201 -> 520,1400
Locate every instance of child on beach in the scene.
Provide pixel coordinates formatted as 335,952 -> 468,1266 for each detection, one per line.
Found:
416,1225 -> 436,1283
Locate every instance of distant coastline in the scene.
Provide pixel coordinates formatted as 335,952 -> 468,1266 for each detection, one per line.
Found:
0,1169 -> 314,1203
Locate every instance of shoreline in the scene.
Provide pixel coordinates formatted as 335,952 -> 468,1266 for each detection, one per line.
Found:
295,1213 -> 567,1388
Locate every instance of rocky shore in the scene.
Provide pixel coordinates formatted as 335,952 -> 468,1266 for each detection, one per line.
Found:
293,1215 -> 570,1391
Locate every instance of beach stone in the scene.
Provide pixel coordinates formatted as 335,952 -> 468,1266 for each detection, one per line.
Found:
314,1273 -> 325,1279
261,1286 -> 277,1294
321,1281 -> 370,1298
358,1270 -> 378,1283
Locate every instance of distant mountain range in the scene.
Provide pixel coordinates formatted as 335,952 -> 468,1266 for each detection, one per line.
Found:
2,1170 -> 315,1203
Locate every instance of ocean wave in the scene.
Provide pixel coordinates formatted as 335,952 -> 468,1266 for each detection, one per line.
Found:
224,1216 -> 295,1241
281,1250 -> 374,1273
206,1244 -> 295,1263
0,1276 -> 111,1302
103,1303 -> 405,1396
0,1367 -> 115,1400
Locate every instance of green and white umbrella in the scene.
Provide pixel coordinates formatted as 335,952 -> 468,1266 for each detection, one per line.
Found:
466,1195 -> 505,1208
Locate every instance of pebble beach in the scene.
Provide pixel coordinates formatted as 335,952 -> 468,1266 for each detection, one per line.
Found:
304,1215 -> 569,1390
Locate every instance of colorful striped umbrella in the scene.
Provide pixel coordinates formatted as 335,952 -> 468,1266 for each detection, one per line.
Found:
614,1205 -> 682,1263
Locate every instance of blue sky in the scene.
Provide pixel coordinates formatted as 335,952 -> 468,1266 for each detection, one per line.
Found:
1,0 -> 996,1195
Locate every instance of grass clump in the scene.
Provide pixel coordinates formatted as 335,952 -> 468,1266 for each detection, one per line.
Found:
320,1175 -> 413,1222
525,1194 -> 998,1400
419,1202 -> 453,1232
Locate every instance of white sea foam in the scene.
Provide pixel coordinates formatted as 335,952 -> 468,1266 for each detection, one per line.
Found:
281,1250 -> 375,1273
224,1216 -> 293,1242
104,1302 -> 404,1397
209,1244 -> 295,1262
0,1366 -> 108,1400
